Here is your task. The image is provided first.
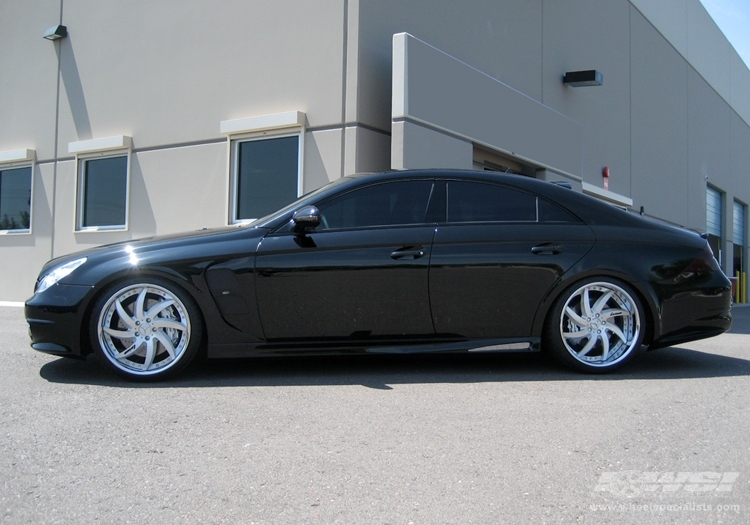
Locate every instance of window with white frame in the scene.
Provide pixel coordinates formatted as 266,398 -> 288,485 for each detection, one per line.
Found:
232,134 -> 301,222
70,136 -> 132,232
78,154 -> 129,230
0,165 -> 32,232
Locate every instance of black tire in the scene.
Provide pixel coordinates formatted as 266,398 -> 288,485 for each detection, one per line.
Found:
90,277 -> 203,381
543,278 -> 644,373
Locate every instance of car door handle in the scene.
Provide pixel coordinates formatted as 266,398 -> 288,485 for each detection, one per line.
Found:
390,247 -> 426,260
531,244 -> 563,255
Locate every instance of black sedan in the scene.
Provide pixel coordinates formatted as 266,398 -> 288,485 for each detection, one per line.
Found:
25,169 -> 732,380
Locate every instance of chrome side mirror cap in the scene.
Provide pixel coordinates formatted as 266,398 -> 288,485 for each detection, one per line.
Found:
292,205 -> 321,232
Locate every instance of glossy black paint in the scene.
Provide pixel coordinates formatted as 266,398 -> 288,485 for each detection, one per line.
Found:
25,169 -> 732,366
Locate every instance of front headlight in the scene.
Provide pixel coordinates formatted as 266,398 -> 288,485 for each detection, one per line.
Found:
36,257 -> 87,294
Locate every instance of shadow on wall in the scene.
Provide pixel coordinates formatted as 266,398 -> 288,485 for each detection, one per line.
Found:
125,154 -> 157,236
59,35 -> 92,141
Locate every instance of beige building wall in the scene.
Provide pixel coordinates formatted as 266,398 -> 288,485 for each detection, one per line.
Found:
2,0 -> 750,301
1,0 -> 372,301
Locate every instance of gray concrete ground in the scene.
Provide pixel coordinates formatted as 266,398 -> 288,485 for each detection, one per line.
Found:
1,305 -> 749,524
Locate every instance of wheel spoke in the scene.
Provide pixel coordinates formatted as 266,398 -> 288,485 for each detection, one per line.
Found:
600,332 -> 611,361
103,326 -> 133,339
114,299 -> 137,329
604,322 -> 628,344
134,287 -> 148,320
577,333 -> 598,357
591,290 -> 614,316
564,306 -> 587,327
563,328 -> 589,339
152,319 -> 187,332
142,339 -> 157,370
602,308 -> 629,320
145,299 -> 175,321
581,289 -> 593,318
116,342 -> 141,359
154,331 -> 177,360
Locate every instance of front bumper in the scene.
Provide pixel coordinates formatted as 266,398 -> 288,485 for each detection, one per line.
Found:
25,283 -> 95,357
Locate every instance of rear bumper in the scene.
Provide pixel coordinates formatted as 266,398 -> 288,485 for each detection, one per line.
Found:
651,283 -> 732,349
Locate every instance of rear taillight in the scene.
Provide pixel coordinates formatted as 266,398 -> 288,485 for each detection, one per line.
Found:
681,247 -> 721,278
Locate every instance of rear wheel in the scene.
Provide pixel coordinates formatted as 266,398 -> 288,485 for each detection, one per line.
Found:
544,278 -> 644,373
90,278 -> 203,381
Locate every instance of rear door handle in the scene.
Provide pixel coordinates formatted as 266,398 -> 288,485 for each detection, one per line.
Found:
390,246 -> 426,260
531,244 -> 563,255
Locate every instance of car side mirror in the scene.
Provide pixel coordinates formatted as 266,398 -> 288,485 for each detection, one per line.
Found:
292,206 -> 321,233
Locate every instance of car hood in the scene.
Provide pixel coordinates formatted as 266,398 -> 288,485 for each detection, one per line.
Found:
40,225 -> 269,275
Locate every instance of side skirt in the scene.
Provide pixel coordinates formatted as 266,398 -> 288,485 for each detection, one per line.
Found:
206,337 -> 541,359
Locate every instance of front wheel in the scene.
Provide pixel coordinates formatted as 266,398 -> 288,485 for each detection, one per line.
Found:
544,278 -> 644,373
90,278 -> 203,381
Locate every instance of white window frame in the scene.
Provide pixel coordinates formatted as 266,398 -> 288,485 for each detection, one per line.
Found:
229,132 -> 304,224
0,149 -> 35,235
220,111 -> 305,224
70,136 -> 132,232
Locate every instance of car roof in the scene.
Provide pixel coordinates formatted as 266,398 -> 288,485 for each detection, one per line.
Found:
259,169 -> 694,237
346,169 -> 625,223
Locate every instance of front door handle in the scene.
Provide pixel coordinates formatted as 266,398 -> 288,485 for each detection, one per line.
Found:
391,246 -> 426,260
531,244 -> 563,255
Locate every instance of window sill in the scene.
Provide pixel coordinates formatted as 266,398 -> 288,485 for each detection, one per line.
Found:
76,226 -> 127,233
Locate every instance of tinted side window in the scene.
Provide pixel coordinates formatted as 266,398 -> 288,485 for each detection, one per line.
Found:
318,180 -> 433,230
447,181 -> 536,222
539,198 -> 579,223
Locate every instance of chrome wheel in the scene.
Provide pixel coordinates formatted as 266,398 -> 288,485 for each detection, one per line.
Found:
559,282 -> 641,368
544,278 -> 645,373
95,281 -> 197,379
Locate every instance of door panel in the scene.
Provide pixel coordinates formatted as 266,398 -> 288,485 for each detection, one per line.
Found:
429,223 -> 595,338
256,179 -> 437,341
256,227 -> 436,340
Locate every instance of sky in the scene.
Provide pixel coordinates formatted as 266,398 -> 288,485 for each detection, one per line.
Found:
699,0 -> 750,69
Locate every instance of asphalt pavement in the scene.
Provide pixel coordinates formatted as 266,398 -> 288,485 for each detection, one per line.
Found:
1,305 -> 749,524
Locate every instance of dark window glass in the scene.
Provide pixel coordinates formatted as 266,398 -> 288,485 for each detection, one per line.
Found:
539,198 -> 579,222
447,181 -> 536,222
82,156 -> 128,227
0,166 -> 32,231
318,180 -> 433,230
236,136 -> 299,220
